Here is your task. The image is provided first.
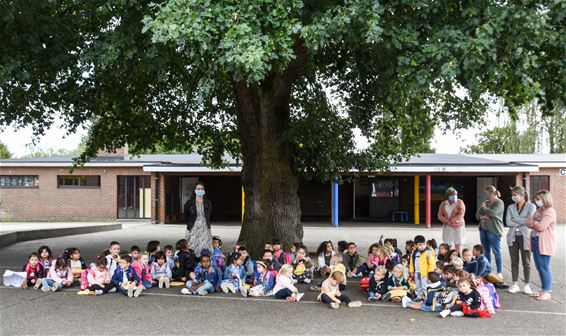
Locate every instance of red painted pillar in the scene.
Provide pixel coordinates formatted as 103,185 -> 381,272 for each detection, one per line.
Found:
426,175 -> 431,228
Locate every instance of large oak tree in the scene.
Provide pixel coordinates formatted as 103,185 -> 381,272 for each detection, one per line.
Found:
1,0 -> 564,254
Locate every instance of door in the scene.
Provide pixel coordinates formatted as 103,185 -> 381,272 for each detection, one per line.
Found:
117,176 -> 151,219
476,177 -> 498,210
180,177 -> 198,213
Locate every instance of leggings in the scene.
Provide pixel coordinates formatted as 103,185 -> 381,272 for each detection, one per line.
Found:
320,293 -> 351,305
88,283 -> 115,293
274,288 -> 294,299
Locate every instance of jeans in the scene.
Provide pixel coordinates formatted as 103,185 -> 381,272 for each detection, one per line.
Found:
41,278 -> 63,290
320,293 -> 351,305
479,228 -> 502,273
532,237 -> 552,292
274,288 -> 294,299
142,279 -> 153,289
414,273 -> 424,300
368,291 -> 379,299
186,280 -> 215,294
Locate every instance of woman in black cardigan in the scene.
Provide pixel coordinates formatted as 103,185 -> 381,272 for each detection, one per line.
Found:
184,182 -> 212,258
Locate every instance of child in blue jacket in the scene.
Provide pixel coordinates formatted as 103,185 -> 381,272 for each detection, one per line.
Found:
112,256 -> 143,298
221,252 -> 246,294
245,261 -> 275,297
181,252 -> 222,296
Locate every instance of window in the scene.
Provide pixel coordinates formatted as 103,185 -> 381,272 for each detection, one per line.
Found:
58,175 -> 101,188
0,175 -> 39,188
530,175 -> 550,197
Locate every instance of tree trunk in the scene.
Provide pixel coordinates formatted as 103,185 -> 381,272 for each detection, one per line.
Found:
233,43 -> 308,258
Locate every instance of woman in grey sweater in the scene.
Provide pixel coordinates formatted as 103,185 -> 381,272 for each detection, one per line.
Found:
476,185 -> 505,279
505,186 -> 536,295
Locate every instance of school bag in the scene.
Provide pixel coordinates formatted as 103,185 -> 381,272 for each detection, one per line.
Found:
359,277 -> 370,292
482,282 -> 501,309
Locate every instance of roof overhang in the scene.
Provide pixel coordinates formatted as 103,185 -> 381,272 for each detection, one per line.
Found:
0,162 -> 145,168
390,165 -> 539,173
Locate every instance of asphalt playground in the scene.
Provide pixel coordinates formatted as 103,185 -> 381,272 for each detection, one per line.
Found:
0,222 -> 564,335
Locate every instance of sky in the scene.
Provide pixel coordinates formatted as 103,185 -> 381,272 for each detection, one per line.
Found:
0,120 -> 486,158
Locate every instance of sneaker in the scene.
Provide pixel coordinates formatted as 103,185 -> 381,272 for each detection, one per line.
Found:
402,296 -> 411,308
356,272 -> 363,277
181,288 -> 191,295
292,279 -> 298,284
134,285 -> 143,297
158,277 -> 165,289
94,290 -> 103,296
382,292 -> 392,302
221,282 -> 229,293
522,284 -> 533,295
41,285 -> 50,293
391,296 -> 402,303
508,283 -> 520,293
348,301 -> 362,308
51,284 -> 59,292
107,287 -> 116,293
440,309 -> 451,318
34,282 -> 41,290
497,273 -> 504,280
368,296 -> 377,302
241,286 -> 248,297
330,302 -> 340,309
296,293 -> 304,302
309,285 -> 320,292
450,311 -> 464,317
227,283 -> 237,293
347,271 -> 355,278
128,285 -> 135,297
164,277 -> 171,289
303,278 -> 311,284
198,290 -> 208,296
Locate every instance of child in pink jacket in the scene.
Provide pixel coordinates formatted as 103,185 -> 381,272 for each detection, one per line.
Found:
132,253 -> 153,289
41,258 -> 73,292
81,258 -> 116,295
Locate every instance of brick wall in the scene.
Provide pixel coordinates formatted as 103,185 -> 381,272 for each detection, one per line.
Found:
0,167 -> 148,221
528,167 -> 566,223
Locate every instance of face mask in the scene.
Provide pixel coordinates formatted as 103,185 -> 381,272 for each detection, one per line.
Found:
195,190 -> 205,197
448,195 -> 458,202
512,195 -> 522,203
535,200 -> 543,208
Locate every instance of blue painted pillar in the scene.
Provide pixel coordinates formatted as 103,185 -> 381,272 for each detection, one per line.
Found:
332,176 -> 339,227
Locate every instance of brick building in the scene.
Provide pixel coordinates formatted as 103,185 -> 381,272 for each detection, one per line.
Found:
1,153 -> 564,224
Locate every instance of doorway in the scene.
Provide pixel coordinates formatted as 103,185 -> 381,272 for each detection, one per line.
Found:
117,176 -> 151,219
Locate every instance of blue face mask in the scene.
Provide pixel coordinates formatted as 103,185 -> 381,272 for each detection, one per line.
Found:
195,189 -> 205,197
448,195 -> 458,202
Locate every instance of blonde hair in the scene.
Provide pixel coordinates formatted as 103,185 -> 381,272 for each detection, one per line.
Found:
331,254 -> 343,263
510,185 -> 529,202
535,190 -> 553,208
392,264 -> 405,275
279,264 -> 293,276
485,186 -> 501,198
374,265 -> 387,275
451,257 -> 464,268
331,271 -> 345,283
377,245 -> 391,258
444,187 -> 458,199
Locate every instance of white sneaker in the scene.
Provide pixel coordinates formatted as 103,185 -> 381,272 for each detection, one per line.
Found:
128,285 -> 135,297
51,283 -> 59,292
41,285 -> 50,293
158,277 -> 165,289
241,286 -> 248,297
107,287 -> 116,293
402,296 -> 411,308
450,311 -> 464,317
198,290 -> 208,296
94,290 -> 103,296
304,278 -> 311,284
522,284 -> 533,295
227,283 -> 237,293
508,284 -> 520,294
221,282 -> 229,293
296,293 -> 304,302
181,288 -> 191,295
440,309 -> 451,318
164,277 -> 171,288
330,302 -> 340,309
134,286 -> 143,297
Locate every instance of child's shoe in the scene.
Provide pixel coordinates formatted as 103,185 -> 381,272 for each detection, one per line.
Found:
41,284 -> 50,293
220,282 -> 229,293
440,309 -> 451,318
401,296 -> 411,308
34,282 -> 41,290
348,301 -> 362,308
164,277 -> 171,288
391,296 -> 402,303
94,290 -> 103,296
227,283 -> 237,293
107,287 -> 116,293
296,293 -> 304,302
51,283 -> 59,292
198,290 -> 208,296
303,278 -> 311,284
128,285 -> 135,297
158,277 -> 165,289
181,288 -> 191,295
330,302 -> 340,309
134,286 -> 143,297
368,296 -> 377,302
241,286 -> 248,297
450,311 -> 464,317
381,292 -> 392,302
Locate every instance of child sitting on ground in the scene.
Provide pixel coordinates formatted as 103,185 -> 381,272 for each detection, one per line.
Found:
402,272 -> 444,312
112,255 -> 143,298
368,266 -> 388,302
221,252 -> 246,294
245,261 -> 276,297
133,253 -> 153,289
409,235 -> 437,302
38,246 -> 54,278
81,258 -> 116,295
316,241 -> 337,278
129,245 -> 141,263
21,252 -> 44,289
211,236 -> 226,272
318,271 -> 362,309
427,239 -> 438,254
438,243 -> 450,264
341,242 -> 363,277
293,245 -> 314,284
472,244 -> 508,289
64,247 -> 86,282
272,239 -> 284,262
237,246 -> 255,284
358,243 -> 389,276
451,257 -> 464,271
41,257 -> 73,292
382,264 -> 410,303
462,248 -> 478,274
440,277 -> 492,318
164,245 -> 175,271
182,252 -> 222,296
273,264 -> 304,302
150,251 -> 172,288
174,239 -> 196,281
145,240 -> 160,264
262,249 -> 281,271
105,241 -> 121,275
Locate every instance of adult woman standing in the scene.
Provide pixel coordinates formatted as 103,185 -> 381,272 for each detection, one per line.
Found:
528,190 -> 556,301
476,186 -> 505,279
437,187 -> 466,255
184,182 -> 213,258
505,186 -> 536,295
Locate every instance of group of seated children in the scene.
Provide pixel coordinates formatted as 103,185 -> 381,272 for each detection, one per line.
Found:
19,234 -> 502,314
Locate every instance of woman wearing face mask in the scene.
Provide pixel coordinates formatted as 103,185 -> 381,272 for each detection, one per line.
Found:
527,190 -> 556,301
184,182 -> 213,258
505,186 -> 536,295
475,186 -> 504,280
438,187 -> 466,256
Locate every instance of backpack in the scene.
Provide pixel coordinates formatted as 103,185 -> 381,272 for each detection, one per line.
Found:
436,289 -> 458,308
359,277 -> 370,292
79,268 -> 93,290
482,282 -> 501,309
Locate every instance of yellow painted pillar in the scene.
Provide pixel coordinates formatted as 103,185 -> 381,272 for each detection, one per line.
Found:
414,176 -> 420,224
241,186 -> 245,223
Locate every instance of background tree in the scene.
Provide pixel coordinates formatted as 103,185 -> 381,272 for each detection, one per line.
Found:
1,1 -> 564,255
0,141 -> 11,159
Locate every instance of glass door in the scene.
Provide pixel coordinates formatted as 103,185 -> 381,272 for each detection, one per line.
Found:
117,176 -> 151,219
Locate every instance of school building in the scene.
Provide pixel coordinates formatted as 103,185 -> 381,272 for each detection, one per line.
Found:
1,150 -> 564,224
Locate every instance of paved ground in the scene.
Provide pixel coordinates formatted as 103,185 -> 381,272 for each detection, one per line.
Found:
0,223 -> 564,335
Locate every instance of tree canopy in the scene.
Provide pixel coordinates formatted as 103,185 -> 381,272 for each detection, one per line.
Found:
0,141 -> 11,159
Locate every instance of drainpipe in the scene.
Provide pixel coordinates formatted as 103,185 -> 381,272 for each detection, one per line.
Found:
154,174 -> 160,224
